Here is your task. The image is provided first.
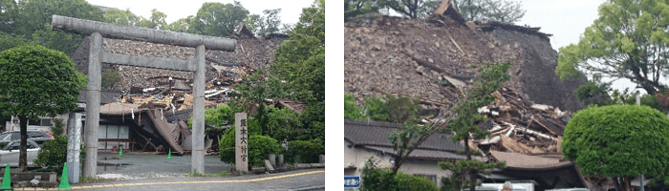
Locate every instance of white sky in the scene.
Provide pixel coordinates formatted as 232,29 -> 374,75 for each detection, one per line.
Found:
85,0 -> 316,25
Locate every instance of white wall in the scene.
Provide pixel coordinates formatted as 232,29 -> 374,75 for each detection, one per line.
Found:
344,140 -> 452,188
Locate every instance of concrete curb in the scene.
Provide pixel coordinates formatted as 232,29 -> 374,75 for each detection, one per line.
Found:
292,184 -> 325,191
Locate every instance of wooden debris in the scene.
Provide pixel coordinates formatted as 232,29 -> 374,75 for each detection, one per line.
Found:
476,86 -> 570,154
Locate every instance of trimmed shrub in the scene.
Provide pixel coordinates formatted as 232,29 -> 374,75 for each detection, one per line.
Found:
563,104 -> 669,177
286,138 -> 324,163
34,136 -> 86,171
395,171 -> 439,191
219,125 -> 280,169
361,157 -> 438,191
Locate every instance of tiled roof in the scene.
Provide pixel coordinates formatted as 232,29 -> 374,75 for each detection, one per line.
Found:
344,119 -> 465,152
364,146 -> 467,161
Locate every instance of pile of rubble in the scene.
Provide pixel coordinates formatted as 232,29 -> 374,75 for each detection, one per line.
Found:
72,27 -> 290,113
475,87 -> 570,154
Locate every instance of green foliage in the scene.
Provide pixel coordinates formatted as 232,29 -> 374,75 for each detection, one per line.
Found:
33,136 -> 67,169
438,160 -> 506,190
0,33 -> 36,53
34,136 -> 85,170
0,45 -> 82,171
247,9 -> 282,36
444,62 -> 511,191
1,0 -> 103,56
104,8 -> 140,25
448,62 -> 511,142
360,157 -> 438,191
266,105 -> 301,141
344,0 -> 380,21
0,45 -> 81,119
562,104 -> 669,178
219,129 -> 280,169
455,0 -> 526,23
286,138 -> 324,163
51,119 -> 65,136
162,16 -> 194,32
385,95 -> 421,123
365,96 -> 388,121
556,0 -> 669,95
189,1 -> 250,37
273,0 -> 325,103
188,104 -> 237,130
101,70 -> 122,90
104,8 -> 167,30
344,93 -> 365,120
576,75 -> 612,106
376,0 -> 439,19
395,172 -> 439,191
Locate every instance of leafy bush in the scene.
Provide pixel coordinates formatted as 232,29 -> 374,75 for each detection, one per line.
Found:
219,126 -> 279,169
365,96 -> 388,121
266,105 -> 301,141
344,93 -> 364,120
361,157 -> 438,191
286,138 -> 324,163
101,70 -> 122,90
188,103 -> 236,130
563,104 -> 669,177
395,172 -> 439,191
34,136 -> 85,171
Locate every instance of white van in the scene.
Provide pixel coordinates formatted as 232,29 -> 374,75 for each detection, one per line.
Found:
465,183 -> 535,191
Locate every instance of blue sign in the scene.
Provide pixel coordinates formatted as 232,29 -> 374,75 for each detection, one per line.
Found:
344,176 -> 360,188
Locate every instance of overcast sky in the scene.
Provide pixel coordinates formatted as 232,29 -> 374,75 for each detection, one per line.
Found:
85,0 -> 315,25
516,0 -> 669,94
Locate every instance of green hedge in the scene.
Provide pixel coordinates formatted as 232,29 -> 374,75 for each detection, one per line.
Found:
361,158 -> 438,191
395,172 -> 439,191
286,138 -> 324,163
34,136 -> 86,171
563,104 -> 669,177
219,126 -> 280,169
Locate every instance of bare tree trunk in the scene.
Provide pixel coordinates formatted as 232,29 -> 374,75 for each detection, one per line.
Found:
625,176 -> 631,191
613,176 -> 623,191
19,116 -> 27,172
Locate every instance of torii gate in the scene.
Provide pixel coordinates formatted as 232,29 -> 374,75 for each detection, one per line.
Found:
51,15 -> 236,178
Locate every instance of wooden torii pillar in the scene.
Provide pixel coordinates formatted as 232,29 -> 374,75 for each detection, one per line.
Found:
51,15 -> 236,177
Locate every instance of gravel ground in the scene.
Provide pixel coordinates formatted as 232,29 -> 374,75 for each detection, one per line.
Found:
96,152 -> 230,180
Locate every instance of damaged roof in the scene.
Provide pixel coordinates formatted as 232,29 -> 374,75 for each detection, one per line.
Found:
72,31 -> 288,93
490,151 -> 572,170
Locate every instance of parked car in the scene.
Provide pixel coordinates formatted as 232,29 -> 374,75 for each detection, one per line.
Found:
0,139 -> 40,167
0,131 -> 54,147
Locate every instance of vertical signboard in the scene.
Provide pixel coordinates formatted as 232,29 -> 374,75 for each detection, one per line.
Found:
235,113 -> 248,172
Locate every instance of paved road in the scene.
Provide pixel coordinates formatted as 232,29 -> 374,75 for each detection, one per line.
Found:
13,169 -> 324,191
80,169 -> 324,191
96,152 -> 230,179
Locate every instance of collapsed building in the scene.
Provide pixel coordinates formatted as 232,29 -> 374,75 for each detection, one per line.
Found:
69,25 -> 291,154
345,0 -> 590,189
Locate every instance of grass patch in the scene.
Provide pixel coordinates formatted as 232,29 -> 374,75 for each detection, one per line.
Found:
184,171 -> 231,177
80,176 -> 114,183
